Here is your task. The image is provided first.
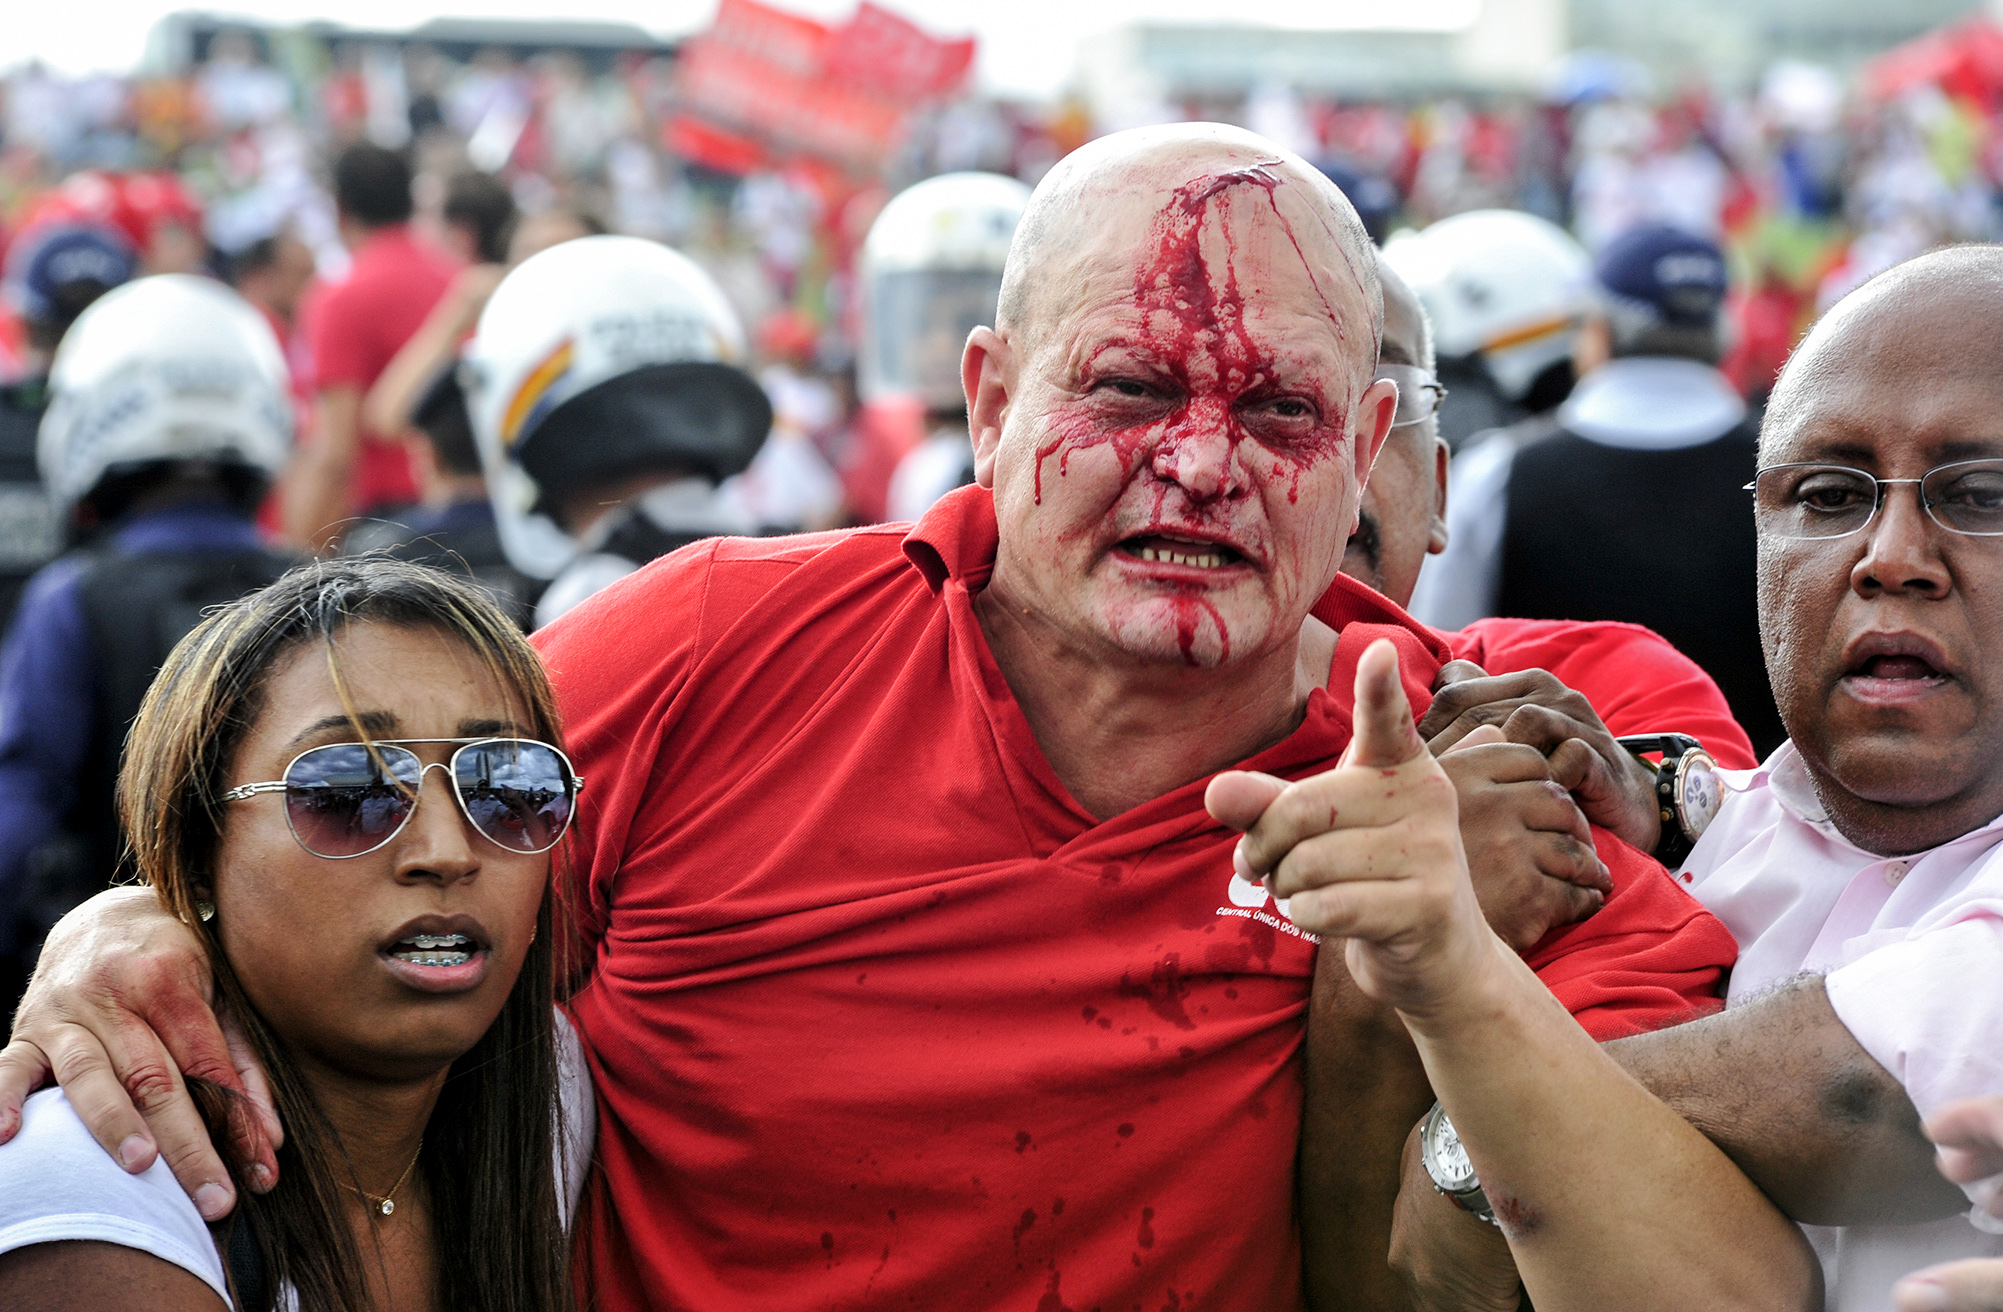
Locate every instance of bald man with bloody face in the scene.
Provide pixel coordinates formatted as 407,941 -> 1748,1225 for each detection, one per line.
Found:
961,136 -> 1395,816
4,127 -> 1733,1312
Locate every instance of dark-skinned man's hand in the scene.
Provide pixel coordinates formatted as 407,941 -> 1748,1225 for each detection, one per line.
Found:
1388,1119 -> 1525,1312
1422,661 -> 1664,856
1437,725 -> 1609,951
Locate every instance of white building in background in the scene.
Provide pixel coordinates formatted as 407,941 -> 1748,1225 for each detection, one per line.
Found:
1076,0 -> 1569,126
1075,0 -> 1988,126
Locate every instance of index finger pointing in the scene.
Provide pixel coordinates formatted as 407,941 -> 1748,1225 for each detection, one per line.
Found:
1344,639 -> 1424,769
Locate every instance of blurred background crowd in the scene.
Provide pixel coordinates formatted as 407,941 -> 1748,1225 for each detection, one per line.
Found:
5,0 -> 2003,534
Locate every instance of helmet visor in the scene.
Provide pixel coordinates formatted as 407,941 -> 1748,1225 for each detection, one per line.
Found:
861,269 -> 1004,411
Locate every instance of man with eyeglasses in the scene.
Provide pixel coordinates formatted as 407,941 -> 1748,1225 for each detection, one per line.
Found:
1384,243 -> 2003,1312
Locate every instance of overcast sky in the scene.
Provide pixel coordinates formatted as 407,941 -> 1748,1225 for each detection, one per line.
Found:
2,0 -> 1481,100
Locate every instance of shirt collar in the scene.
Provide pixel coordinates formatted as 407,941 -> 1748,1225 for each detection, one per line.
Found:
901,483 -> 1452,663
1760,741 -> 1834,832
902,484 -> 998,592
1750,738 -> 2003,854
1558,356 -> 1747,451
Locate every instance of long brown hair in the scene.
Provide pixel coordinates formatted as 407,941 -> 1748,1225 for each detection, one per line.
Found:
117,557 -> 573,1312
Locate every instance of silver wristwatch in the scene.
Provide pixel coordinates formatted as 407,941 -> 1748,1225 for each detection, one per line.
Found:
1420,1101 -> 1498,1227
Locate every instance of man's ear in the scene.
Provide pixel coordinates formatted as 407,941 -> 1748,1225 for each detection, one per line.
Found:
1428,436 -> 1450,556
1354,376 -> 1398,480
963,326 -> 1013,490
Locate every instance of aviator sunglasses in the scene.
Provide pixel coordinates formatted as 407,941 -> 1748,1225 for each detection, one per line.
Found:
222,737 -> 585,859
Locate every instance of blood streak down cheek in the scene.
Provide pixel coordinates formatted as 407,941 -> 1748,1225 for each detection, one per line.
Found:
1030,399 -> 1163,508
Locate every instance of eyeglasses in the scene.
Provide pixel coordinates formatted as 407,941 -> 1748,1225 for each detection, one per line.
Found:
1745,460 -> 2003,541
222,738 -> 584,860
1374,363 -> 1448,429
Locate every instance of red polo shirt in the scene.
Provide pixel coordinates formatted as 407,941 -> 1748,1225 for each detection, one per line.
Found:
304,224 -> 457,512
536,486 -> 1734,1312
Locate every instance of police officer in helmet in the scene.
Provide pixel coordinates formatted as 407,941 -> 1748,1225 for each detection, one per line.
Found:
463,234 -> 772,629
863,172 -> 1031,524
0,275 -> 299,1005
1380,208 -> 1594,451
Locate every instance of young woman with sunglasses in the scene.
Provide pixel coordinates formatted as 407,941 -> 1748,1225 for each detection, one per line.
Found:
0,558 -> 588,1311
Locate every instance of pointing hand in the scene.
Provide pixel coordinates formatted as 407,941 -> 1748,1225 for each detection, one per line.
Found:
1207,638 -> 1504,1019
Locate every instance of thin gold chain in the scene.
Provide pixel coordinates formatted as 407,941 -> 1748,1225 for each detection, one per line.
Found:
339,1138 -> 423,1217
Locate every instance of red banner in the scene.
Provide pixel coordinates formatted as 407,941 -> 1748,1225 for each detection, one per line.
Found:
671,0 -> 975,175
707,0 -> 830,77
821,2 -> 975,102
677,36 -> 908,171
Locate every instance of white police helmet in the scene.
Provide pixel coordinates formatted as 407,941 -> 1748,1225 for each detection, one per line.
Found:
1381,210 -> 1594,401
859,171 -> 1031,412
38,274 -> 292,516
462,234 -> 772,579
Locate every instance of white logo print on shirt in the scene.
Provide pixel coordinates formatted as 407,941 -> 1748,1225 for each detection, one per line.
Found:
1217,873 -> 1317,941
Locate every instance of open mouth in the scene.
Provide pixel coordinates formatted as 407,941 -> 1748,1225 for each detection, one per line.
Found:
1847,654 -> 1948,683
1117,533 -> 1246,570
384,932 -> 481,969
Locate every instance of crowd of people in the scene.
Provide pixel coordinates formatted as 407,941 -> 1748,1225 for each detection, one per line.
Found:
0,12 -> 1994,1312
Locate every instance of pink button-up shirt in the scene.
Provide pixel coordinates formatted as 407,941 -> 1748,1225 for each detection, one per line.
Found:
1683,741 -> 2003,1311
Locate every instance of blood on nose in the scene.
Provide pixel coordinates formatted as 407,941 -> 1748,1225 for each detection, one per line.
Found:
1152,399 -> 1240,498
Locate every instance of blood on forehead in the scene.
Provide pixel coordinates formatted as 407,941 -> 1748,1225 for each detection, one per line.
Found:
1027,163 -> 1371,508
1134,160 -> 1364,370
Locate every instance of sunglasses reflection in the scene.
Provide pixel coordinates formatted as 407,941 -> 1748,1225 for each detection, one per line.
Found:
231,737 -> 582,859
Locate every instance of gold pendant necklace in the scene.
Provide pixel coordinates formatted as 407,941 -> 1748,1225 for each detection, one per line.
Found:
340,1138 -> 422,1217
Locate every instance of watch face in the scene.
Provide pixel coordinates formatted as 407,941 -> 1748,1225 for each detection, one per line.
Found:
1675,751 -> 1725,840
1424,1106 -> 1479,1192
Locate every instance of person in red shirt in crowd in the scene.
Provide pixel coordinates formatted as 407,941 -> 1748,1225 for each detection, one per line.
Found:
283,144 -> 458,550
1299,249 -> 1760,1307
1,126 -> 1737,1312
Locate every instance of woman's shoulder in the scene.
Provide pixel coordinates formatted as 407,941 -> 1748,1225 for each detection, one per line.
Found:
0,1087 -> 232,1307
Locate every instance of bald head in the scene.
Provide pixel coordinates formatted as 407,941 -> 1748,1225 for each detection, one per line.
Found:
1766,244 -> 2003,455
996,123 -> 1382,375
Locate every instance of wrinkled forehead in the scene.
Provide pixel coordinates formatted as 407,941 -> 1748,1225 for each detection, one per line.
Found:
1037,156 -> 1375,367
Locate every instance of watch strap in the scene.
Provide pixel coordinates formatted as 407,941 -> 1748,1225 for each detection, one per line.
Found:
1616,734 -> 1706,866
